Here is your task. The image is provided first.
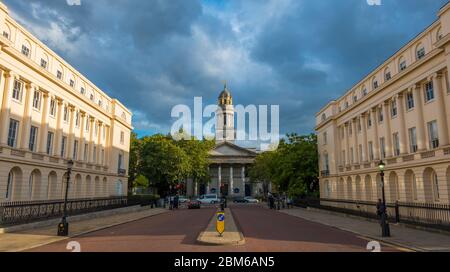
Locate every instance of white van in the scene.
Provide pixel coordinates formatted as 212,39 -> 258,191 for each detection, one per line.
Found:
197,194 -> 220,204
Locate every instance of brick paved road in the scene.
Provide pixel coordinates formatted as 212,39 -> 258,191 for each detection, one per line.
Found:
28,205 -> 401,252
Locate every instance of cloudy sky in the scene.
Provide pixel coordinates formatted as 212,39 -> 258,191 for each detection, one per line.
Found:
4,0 -> 449,139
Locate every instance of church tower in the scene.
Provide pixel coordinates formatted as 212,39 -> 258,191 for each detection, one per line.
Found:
216,83 -> 235,142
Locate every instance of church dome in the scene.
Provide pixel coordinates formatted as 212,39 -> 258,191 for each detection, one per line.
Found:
218,83 -> 233,105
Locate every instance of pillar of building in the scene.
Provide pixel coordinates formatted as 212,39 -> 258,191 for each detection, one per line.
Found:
66,105 -> 75,159
218,164 -> 222,196
38,91 -> 50,153
432,72 -> 449,147
345,122 -> 350,165
241,165 -> 245,196
413,84 -> 427,151
352,118 -> 359,163
372,107 -> 380,160
361,113 -> 369,162
0,71 -> 16,146
78,111 -> 86,161
88,116 -> 95,163
230,165 -> 234,195
383,100 -> 393,157
396,92 -> 408,155
20,83 -> 36,150
97,121 -> 103,165
54,98 -> 64,157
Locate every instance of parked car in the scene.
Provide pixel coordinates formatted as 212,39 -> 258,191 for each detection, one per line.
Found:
178,196 -> 189,203
188,200 -> 201,209
244,196 -> 259,203
233,197 -> 248,203
197,194 -> 220,204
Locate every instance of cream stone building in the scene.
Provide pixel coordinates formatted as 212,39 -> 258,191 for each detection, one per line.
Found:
0,2 -> 132,203
316,2 -> 450,205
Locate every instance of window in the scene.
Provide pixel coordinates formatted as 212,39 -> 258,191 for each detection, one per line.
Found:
385,71 -> 391,81
425,81 -> 434,102
350,148 -> 354,164
323,132 -> 327,145
324,153 -> 329,171
406,92 -> 414,110
46,132 -> 54,155
29,126 -> 38,152
84,144 -> 88,161
61,136 -> 67,157
345,101 -> 349,109
63,106 -> 69,122
428,120 -> 439,149
101,149 -> 105,165
80,87 -> 85,95
6,171 -> 13,200
57,70 -> 63,80
380,137 -> 386,159
7,119 -> 19,148
367,113 -> 372,128
32,90 -> 41,110
40,59 -> 48,69
50,99 -> 56,116
2,31 -> 9,39
342,150 -> 346,165
359,144 -> 363,162
90,94 -> 94,101
73,140 -> 79,160
432,173 -> 440,201
378,107 -> 384,123
353,95 -> 357,103
118,152 -> 124,170
368,142 -> 374,161
75,111 -> 80,127
417,47 -> 425,60
98,100 -> 103,107
373,79 -> 379,89
437,28 -> 443,41
12,79 -> 23,101
393,133 -> 400,156
399,60 -> 407,71
69,79 -> 75,88
391,99 -> 397,117
362,88 -> 367,97
21,45 -> 30,57
120,131 -> 125,144
409,127 -> 417,153
93,146 -> 97,162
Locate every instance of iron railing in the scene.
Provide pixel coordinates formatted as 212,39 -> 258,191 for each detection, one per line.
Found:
295,197 -> 450,231
0,196 -> 127,226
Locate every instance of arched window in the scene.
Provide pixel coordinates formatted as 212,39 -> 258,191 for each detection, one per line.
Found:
47,171 -> 57,200
423,168 -> 440,203
364,175 -> 373,201
372,77 -> 378,90
85,175 -> 92,198
361,85 -> 367,97
321,113 -> 326,122
21,40 -> 31,58
94,176 -> 100,197
388,172 -> 400,202
103,177 -> 108,197
437,27 -> 443,41
432,172 -> 440,201
3,23 -> 11,40
384,67 -> 391,81
416,43 -> 425,60
398,56 -> 407,71
40,53 -> 49,70
404,170 -> 418,202
29,170 -> 42,200
115,180 -> 123,196
5,171 -> 14,201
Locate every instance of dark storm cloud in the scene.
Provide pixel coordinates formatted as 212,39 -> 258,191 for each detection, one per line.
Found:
3,0 -> 449,138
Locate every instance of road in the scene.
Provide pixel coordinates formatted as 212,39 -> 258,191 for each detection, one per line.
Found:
28,204 -> 400,252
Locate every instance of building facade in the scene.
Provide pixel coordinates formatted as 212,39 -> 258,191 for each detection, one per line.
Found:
0,2 -> 132,203
316,3 -> 450,205
186,85 -> 264,198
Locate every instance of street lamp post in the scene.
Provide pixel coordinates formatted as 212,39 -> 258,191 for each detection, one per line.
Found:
378,160 -> 391,237
57,159 -> 74,236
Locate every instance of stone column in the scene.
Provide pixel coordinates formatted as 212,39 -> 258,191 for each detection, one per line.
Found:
38,91 -> 50,153
66,105 -> 75,159
53,98 -> 64,157
78,111 -> 86,161
97,121 -> 103,165
372,107 -> 380,160
352,118 -> 359,163
413,84 -> 427,151
432,73 -> 449,146
383,100 -> 393,157
20,83 -> 36,150
88,116 -> 95,163
230,165 -> 234,195
361,113 -> 369,162
397,92 -> 408,155
344,122 -> 350,165
0,71 -> 17,146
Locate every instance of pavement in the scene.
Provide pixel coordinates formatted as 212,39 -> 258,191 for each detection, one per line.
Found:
197,208 -> 245,246
280,207 -> 450,252
27,204 -> 402,252
0,207 -> 167,252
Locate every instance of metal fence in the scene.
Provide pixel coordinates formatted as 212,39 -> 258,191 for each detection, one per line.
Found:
295,197 -> 450,231
0,196 -> 128,226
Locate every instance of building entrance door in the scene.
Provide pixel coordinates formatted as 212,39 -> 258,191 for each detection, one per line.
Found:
245,184 -> 252,197
221,183 -> 229,197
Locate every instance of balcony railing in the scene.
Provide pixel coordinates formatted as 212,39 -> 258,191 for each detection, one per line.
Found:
421,150 -> 436,159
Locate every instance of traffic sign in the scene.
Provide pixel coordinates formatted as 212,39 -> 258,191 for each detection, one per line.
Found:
216,212 -> 225,236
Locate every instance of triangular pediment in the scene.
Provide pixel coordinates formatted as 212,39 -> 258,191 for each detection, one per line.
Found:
209,141 -> 257,157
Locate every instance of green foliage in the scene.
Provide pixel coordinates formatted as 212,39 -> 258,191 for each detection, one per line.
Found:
133,174 -> 149,188
249,133 -> 319,198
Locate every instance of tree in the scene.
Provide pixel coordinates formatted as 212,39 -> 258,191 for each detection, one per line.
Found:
128,132 -> 141,192
139,134 -> 190,196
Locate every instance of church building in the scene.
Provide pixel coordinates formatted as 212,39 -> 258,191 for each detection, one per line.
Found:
186,85 -> 264,199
